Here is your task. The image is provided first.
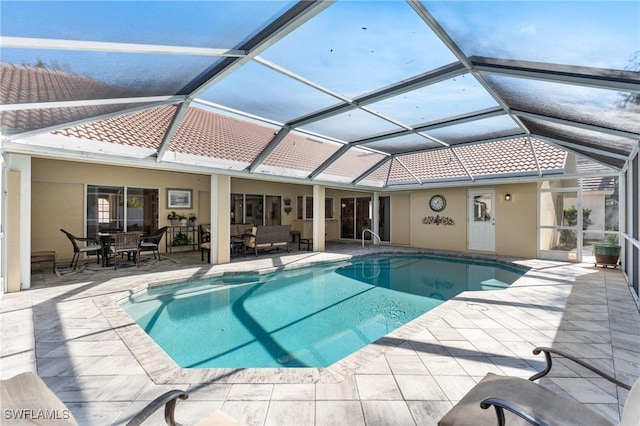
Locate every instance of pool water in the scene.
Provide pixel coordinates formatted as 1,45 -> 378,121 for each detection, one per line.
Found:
121,255 -> 525,368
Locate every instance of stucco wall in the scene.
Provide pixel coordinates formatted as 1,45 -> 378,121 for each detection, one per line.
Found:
31,158 -> 211,261
31,158 -> 540,263
409,184 -> 538,258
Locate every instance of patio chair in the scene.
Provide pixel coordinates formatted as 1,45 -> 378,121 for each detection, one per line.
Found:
110,232 -> 141,270
139,226 -> 167,260
438,347 -> 639,426
199,224 -> 211,262
0,371 -> 243,426
60,229 -> 102,269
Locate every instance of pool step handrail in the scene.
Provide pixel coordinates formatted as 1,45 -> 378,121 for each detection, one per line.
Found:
362,229 -> 381,247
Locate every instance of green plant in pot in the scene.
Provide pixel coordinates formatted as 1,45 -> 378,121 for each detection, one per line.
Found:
594,233 -> 620,268
167,211 -> 178,226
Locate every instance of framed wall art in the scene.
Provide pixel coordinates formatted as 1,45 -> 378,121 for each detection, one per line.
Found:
167,188 -> 192,209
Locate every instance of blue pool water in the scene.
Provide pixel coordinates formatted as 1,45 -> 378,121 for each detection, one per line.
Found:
121,255 -> 525,368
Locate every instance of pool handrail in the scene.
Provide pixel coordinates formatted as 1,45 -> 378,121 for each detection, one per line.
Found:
362,228 -> 381,247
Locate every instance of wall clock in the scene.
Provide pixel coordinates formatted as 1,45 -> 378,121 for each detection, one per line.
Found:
429,194 -> 446,212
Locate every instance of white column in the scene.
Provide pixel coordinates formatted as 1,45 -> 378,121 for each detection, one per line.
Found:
313,185 -> 325,251
7,154 -> 31,290
211,174 -> 231,264
372,192 -> 380,245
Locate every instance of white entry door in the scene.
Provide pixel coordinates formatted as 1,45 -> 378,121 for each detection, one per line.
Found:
468,190 -> 496,252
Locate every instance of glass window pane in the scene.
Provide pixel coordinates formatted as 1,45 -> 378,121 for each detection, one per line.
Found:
362,133 -> 442,155
425,1 -> 640,71
305,197 -> 313,220
539,192 -> 579,227
245,195 -> 263,226
297,196 -> 303,220
300,108 -> 401,142
472,194 -> 493,222
521,116 -> 636,158
265,195 -> 281,226
368,75 -> 499,127
87,185 -> 124,236
486,74 -> 640,135
126,188 -> 158,234
261,1 -> 457,97
425,115 -> 522,145
231,194 -> 244,224
199,61 -> 340,124
1,49 -> 217,99
325,198 -> 334,219
1,1 -> 295,48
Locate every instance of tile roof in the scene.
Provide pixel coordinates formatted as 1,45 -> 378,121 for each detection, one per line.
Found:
3,62 -> 568,186
1,62 -> 146,134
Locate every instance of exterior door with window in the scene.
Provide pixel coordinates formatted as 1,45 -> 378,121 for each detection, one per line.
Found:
468,190 -> 496,252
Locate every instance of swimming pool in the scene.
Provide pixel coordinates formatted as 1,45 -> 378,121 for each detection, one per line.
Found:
121,255 -> 525,368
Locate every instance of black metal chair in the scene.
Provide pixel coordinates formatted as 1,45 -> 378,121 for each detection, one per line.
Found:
139,226 -> 167,260
60,229 -> 101,270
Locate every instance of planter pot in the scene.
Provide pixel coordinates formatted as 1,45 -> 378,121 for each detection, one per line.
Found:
594,244 -> 620,268
179,219 -> 188,226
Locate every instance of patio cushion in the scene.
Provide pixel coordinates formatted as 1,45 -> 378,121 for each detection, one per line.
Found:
0,372 -> 78,425
438,373 -> 615,426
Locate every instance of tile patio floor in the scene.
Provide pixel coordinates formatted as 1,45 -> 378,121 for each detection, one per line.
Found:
2,244 -> 639,425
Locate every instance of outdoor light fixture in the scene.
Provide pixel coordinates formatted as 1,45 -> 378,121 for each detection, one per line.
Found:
505,193 -> 511,201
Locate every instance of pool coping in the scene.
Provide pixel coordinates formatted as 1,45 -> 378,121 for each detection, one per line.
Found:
94,249 -> 531,385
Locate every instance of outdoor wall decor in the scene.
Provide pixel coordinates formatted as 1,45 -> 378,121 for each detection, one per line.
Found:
422,215 -> 455,226
167,188 -> 192,209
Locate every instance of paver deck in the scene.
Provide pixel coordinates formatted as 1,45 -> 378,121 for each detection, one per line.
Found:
2,244 -> 639,425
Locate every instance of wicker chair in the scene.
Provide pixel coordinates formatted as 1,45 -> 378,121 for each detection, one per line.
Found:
199,224 -> 211,262
60,229 -> 101,269
139,226 -> 167,260
110,232 -> 141,270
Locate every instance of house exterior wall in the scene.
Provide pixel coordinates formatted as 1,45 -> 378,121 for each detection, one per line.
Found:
31,158 -> 210,262
30,158 -> 539,264
409,183 -> 538,258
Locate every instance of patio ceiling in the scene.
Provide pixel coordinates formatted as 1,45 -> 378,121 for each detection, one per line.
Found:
1,0 -> 638,190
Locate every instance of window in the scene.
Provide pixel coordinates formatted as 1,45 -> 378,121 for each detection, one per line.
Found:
231,193 -> 281,225
87,185 -> 158,237
297,196 -> 334,220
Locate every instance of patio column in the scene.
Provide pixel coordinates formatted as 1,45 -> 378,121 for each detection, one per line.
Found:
372,192 -> 380,245
211,174 -> 231,264
5,154 -> 30,291
312,185 -> 325,251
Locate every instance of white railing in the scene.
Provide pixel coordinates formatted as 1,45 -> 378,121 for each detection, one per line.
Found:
362,228 -> 381,247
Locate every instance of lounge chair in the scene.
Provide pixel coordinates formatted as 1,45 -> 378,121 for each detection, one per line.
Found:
60,229 -> 102,269
0,371 -> 243,426
438,347 -> 639,426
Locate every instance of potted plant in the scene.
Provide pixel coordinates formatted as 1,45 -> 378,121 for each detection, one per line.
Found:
167,211 -> 178,226
178,214 -> 188,226
188,213 -> 197,226
171,232 -> 192,246
594,233 -> 621,268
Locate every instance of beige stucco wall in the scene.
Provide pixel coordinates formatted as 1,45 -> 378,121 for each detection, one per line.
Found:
409,183 -> 538,258
30,158 -> 540,264
31,158 -> 211,262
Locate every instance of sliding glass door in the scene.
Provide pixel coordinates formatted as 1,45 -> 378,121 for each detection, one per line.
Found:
87,185 -> 158,237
